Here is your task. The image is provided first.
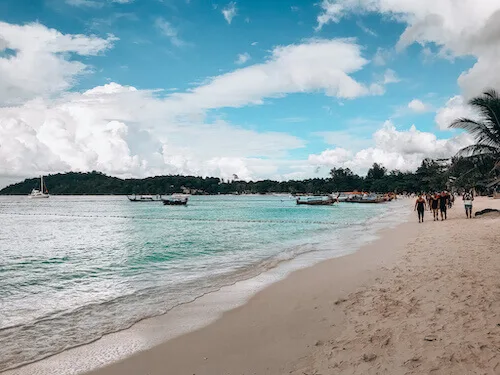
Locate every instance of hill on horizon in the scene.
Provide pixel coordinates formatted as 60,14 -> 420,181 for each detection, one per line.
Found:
0,171 -> 230,195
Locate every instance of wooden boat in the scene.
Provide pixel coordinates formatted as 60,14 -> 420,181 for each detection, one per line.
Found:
163,198 -> 188,206
344,194 -> 385,204
296,196 -> 336,205
162,194 -> 189,206
127,194 -> 162,202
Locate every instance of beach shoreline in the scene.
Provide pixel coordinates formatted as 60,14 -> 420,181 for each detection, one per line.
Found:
80,200 -> 416,375
84,196 -> 499,375
3,199 -> 408,375
6,197 -> 499,375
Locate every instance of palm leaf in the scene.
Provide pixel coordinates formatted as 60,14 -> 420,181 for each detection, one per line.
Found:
450,118 -> 500,149
456,144 -> 500,158
450,90 -> 500,168
467,90 -> 500,144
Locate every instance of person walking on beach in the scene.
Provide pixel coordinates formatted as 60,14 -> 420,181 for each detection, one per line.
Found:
430,192 -> 440,221
414,194 -> 427,223
439,191 -> 449,220
447,191 -> 453,208
463,191 -> 474,218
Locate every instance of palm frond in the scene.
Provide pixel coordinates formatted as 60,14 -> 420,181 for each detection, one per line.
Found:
495,159 -> 500,171
483,89 -> 499,100
467,90 -> 500,145
450,118 -> 500,148
456,144 -> 500,158
450,90 -> 500,183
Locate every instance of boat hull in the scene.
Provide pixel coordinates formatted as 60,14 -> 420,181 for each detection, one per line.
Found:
127,198 -> 162,202
296,200 -> 334,206
296,196 -> 336,205
162,199 -> 188,206
343,199 -> 385,203
127,194 -> 163,202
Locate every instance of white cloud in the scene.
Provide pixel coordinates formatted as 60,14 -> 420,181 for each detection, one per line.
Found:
111,0 -> 134,3
251,41 -> 258,46
0,21 -> 324,184
382,69 -> 399,84
235,52 -> 251,65
309,121 -> 474,174
316,0 -> 500,98
372,47 -> 393,66
0,83 -> 306,182
356,20 -> 377,37
154,18 -> 184,47
316,130 -> 372,151
65,0 -> 103,8
365,69 -> 399,96
0,22 -> 116,105
0,19 -> 469,186
222,2 -> 237,24
435,95 -> 479,130
408,99 -> 431,113
309,148 -> 353,166
316,0 -> 344,31
164,38 -> 392,114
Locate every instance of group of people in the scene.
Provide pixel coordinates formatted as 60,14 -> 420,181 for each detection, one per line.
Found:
414,191 -> 474,223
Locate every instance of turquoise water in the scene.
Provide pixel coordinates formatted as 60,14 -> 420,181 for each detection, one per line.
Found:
0,195 -> 402,372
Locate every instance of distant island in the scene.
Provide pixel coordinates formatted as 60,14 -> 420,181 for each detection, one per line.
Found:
0,158 -> 493,196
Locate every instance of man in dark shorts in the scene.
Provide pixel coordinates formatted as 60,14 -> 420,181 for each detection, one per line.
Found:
430,192 -> 440,221
414,194 -> 427,223
439,191 -> 449,220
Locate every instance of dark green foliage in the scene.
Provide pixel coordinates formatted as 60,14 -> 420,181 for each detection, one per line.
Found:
450,89 -> 500,174
1,158 -> 485,195
366,163 -> 387,180
448,156 -> 496,190
329,168 -> 362,192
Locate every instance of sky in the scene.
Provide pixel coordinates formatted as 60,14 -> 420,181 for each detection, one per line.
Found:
1,0 -> 499,187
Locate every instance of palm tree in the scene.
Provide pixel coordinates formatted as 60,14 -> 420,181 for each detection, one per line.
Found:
450,89 -> 500,174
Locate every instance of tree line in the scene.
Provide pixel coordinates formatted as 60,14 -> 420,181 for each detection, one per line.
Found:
0,155 -> 496,196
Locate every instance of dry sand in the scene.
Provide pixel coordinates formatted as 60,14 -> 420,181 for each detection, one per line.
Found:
87,197 -> 500,375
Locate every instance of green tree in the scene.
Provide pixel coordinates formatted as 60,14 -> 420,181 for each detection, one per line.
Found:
415,158 -> 448,192
367,163 -> 387,180
449,89 -> 500,177
329,168 -> 361,191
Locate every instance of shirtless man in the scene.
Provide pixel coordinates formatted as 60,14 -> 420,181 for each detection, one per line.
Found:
439,191 -> 449,220
429,192 -> 440,221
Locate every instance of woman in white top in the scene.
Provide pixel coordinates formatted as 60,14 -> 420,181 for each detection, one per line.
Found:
463,191 -> 474,219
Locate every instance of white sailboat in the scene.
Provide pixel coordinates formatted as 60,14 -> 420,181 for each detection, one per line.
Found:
29,175 -> 50,199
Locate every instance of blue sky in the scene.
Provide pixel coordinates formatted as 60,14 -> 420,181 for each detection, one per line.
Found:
0,0 -> 496,184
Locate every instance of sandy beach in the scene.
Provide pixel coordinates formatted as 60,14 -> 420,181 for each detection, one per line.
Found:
83,196 -> 500,375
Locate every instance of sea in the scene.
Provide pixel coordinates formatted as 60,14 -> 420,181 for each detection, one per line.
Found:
0,195 -> 409,374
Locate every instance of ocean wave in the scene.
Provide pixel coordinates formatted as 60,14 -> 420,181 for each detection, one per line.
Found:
0,198 -> 406,372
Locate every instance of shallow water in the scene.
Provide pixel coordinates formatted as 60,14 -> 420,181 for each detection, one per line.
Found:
0,195 -> 403,371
